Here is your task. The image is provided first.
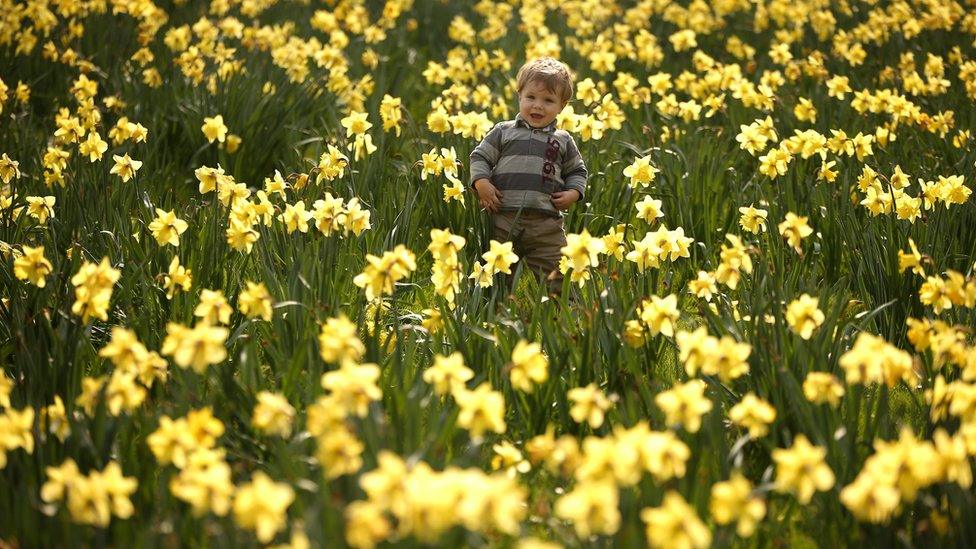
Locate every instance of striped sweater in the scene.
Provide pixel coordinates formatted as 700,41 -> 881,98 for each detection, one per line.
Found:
469,114 -> 588,218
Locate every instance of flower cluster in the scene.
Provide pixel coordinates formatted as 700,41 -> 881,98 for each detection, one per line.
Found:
353,245 -> 417,301
41,460 -> 137,527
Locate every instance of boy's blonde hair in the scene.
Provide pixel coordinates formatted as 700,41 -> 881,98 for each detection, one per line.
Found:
516,57 -> 574,104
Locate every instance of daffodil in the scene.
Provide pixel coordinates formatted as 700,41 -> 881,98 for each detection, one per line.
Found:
232,472 -> 294,543
149,208 -> 189,246
423,352 -> 473,396
0,153 -> 20,183
773,435 -> 835,504
110,153 -> 142,182
201,114 -> 228,143
79,132 -> 108,162
785,294 -> 825,339
623,155 -> 660,188
729,393 -> 777,438
71,257 -> 121,323
738,205 -> 768,233
238,281 -> 273,321
509,340 -> 548,392
454,382 -> 506,438
252,392 -> 295,438
710,472 -> 766,537
482,240 -> 518,276
641,491 -> 710,549
161,321 -> 228,374
568,383 -> 611,429
778,212 -> 813,253
13,245 -> 53,287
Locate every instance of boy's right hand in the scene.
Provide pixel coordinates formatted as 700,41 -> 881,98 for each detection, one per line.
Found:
473,179 -> 503,213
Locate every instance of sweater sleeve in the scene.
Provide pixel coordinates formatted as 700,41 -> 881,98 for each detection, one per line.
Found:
469,124 -> 503,188
561,135 -> 588,201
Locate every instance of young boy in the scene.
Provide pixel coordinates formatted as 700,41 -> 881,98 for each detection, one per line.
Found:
469,57 -> 588,296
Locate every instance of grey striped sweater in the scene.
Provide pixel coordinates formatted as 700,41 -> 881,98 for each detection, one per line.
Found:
469,114 -> 588,218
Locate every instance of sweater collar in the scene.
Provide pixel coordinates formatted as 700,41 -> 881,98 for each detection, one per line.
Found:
515,113 -> 557,132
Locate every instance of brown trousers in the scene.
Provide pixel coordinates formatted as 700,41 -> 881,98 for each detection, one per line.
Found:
491,211 -> 566,295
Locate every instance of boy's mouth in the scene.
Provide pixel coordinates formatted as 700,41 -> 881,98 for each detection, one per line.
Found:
530,113 -> 543,120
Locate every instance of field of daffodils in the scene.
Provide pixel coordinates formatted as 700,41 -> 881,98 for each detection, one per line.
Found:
2,0 -> 976,546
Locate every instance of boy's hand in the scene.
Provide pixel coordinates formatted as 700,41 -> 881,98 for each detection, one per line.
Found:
474,179 -> 503,213
550,189 -> 581,211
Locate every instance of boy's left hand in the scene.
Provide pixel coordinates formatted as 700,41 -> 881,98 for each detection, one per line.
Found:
550,190 -> 581,211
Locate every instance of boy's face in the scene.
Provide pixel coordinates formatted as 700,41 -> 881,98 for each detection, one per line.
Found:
518,80 -> 566,129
